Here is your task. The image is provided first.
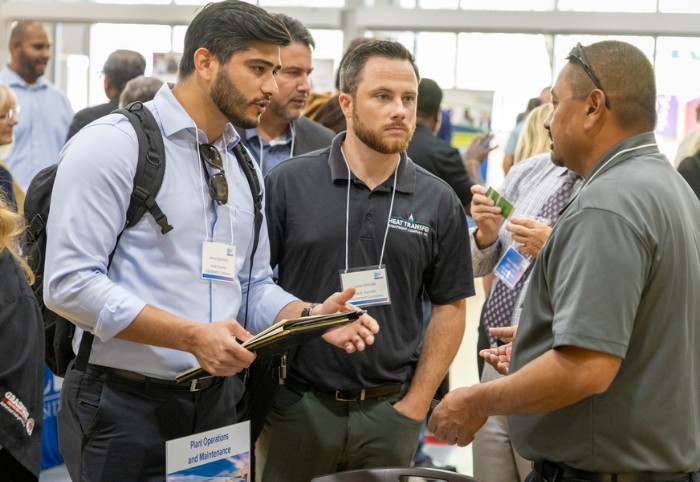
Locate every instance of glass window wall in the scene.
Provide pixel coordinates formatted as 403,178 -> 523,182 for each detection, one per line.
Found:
557,0 -> 657,12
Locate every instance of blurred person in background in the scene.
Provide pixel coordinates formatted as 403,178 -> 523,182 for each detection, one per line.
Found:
66,49 -> 146,141
236,13 -> 334,175
119,75 -> 164,108
513,103 -> 554,165
304,37 -> 375,134
677,132 -> 700,200
0,194 -> 44,481
674,103 -> 700,168
0,21 -> 73,190
502,97 -> 542,174
0,83 -> 23,212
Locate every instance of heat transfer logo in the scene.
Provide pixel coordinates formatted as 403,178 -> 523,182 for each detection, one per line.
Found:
389,214 -> 430,237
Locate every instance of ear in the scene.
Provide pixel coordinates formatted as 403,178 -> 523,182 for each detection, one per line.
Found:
338,92 -> 353,119
9,38 -> 20,55
193,47 -> 217,83
583,89 -> 607,130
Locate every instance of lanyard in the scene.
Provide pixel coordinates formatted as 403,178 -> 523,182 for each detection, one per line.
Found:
341,146 -> 400,273
257,124 -> 296,174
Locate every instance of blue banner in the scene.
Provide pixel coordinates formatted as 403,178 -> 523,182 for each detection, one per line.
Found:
40,367 -> 64,470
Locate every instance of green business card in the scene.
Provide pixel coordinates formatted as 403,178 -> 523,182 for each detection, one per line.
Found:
486,186 -> 514,219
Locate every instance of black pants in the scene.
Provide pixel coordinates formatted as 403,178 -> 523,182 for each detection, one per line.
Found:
58,364 -> 243,481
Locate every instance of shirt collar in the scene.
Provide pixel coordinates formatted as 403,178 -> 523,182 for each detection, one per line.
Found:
586,132 -> 658,181
244,122 -> 294,147
1,65 -> 48,90
152,83 -> 240,149
328,131 -> 416,193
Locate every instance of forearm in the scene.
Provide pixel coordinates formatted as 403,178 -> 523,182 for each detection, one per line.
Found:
116,304 -> 202,353
463,158 -> 484,185
468,346 -> 621,418
404,300 -> 466,413
274,300 -> 307,323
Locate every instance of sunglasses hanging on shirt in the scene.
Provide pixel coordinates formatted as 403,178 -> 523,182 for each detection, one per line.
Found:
198,143 -> 229,205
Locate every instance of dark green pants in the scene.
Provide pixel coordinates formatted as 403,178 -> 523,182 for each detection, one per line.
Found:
257,383 -> 422,482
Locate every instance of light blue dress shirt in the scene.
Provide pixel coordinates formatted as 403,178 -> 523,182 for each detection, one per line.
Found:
0,66 -> 73,190
44,84 -> 298,379
244,124 -> 295,176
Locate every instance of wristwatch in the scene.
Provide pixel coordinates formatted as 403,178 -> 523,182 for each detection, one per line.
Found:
301,303 -> 320,317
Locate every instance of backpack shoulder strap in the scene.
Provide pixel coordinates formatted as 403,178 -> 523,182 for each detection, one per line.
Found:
232,143 -> 263,331
233,143 -> 262,258
75,102 -> 173,372
115,101 -> 173,234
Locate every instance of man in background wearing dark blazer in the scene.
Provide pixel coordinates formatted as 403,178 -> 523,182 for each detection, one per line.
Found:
235,14 -> 334,176
65,49 -> 145,141
407,78 -> 490,214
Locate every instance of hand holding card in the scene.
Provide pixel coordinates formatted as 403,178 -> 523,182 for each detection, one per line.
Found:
486,186 -> 514,219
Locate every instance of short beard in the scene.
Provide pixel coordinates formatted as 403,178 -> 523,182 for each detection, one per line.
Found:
549,145 -> 565,167
211,68 -> 259,129
269,99 -> 302,123
351,107 -> 414,155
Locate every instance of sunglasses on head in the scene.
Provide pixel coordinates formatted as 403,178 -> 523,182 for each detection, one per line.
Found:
198,143 -> 229,205
566,42 -> 610,109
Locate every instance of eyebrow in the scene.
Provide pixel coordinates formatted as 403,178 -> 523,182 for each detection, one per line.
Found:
246,58 -> 279,69
368,86 -> 417,95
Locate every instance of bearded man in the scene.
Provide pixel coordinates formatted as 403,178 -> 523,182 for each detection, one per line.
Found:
258,39 -> 475,482
0,21 -> 73,190
44,2 -> 378,479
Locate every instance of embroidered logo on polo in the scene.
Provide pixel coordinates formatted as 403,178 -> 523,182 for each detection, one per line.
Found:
389,214 -> 430,237
1,391 -> 35,435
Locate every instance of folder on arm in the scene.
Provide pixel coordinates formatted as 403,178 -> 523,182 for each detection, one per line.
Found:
176,310 -> 366,383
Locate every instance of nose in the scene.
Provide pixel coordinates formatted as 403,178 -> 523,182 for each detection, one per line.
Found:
262,72 -> 279,98
298,73 -> 310,94
390,98 -> 407,120
544,111 -> 552,131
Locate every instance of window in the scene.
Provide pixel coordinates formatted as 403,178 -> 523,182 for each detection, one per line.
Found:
460,0 -> 554,10
557,0 -> 656,13
415,32 -> 457,88
658,0 -> 700,13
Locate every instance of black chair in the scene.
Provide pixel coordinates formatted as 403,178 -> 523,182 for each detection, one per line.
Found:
310,467 -> 480,482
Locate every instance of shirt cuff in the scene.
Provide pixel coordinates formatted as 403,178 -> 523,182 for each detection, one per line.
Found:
94,295 -> 148,341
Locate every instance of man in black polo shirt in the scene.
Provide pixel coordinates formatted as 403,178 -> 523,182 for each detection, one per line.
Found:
259,40 -> 474,482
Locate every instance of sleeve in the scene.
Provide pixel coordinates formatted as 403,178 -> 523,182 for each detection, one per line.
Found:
504,124 -> 521,155
546,208 -> 649,358
434,145 -> 473,206
470,228 -> 502,277
470,160 -> 528,276
65,112 -> 83,142
425,190 -> 475,305
43,119 -> 149,341
0,165 -> 17,210
0,270 -> 44,473
264,168 -> 289,272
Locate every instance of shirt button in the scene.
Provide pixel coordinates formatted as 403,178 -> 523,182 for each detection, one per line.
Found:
365,213 -> 373,221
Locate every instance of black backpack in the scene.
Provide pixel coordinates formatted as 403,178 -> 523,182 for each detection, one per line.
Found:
24,101 -> 174,377
25,103 -> 265,378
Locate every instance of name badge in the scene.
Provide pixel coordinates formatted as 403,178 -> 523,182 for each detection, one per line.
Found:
493,245 -> 531,290
339,266 -> 391,307
201,241 -> 236,283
